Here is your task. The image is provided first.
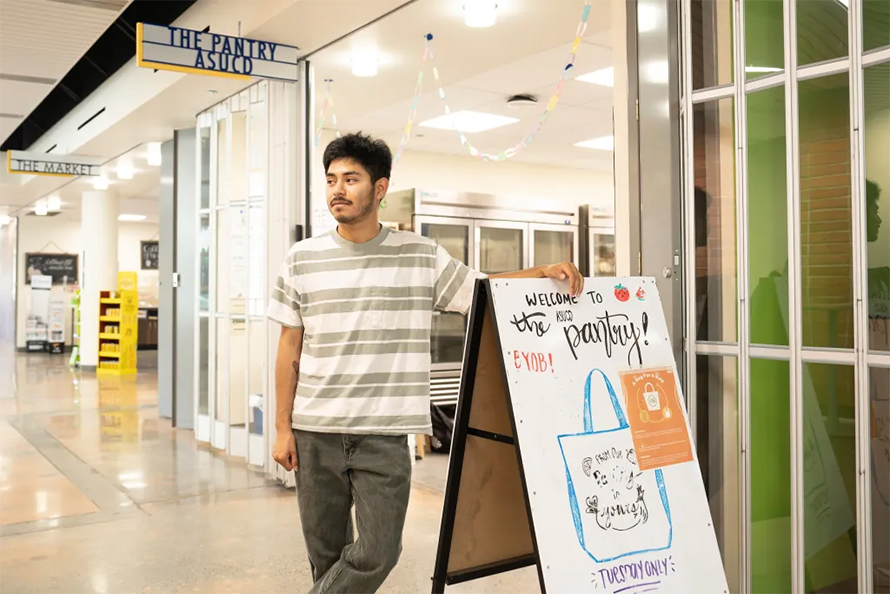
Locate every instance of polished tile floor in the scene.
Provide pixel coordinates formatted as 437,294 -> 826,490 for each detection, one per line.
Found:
0,346 -> 537,593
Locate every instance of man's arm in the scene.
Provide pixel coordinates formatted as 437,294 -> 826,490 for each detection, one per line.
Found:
490,262 -> 584,297
272,325 -> 303,471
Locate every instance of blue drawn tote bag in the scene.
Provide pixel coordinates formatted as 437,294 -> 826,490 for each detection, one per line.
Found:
557,369 -> 673,563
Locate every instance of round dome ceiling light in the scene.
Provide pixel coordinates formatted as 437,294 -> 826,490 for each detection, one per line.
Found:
506,94 -> 538,109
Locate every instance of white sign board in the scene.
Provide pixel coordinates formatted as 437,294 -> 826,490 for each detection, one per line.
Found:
7,151 -> 102,177
137,23 -> 300,81
488,277 -> 728,593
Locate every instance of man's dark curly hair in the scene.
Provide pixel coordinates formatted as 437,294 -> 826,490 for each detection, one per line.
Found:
323,132 -> 392,184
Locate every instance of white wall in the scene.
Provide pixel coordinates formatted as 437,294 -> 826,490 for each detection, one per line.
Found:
387,150 -> 614,209
15,216 -> 160,349
311,131 -> 615,237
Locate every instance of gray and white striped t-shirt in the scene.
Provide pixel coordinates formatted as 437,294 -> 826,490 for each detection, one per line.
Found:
267,225 -> 484,436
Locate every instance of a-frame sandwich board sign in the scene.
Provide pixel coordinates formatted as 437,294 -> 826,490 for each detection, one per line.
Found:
431,278 -> 543,593
431,277 -> 729,594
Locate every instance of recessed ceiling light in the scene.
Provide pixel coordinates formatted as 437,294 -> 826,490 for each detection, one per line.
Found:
34,199 -> 48,216
637,4 -> 660,32
574,136 -> 614,151
47,196 -> 61,211
93,176 -> 109,190
147,142 -> 162,166
419,110 -> 519,133
351,46 -> 379,77
118,214 -> 147,222
464,0 -> 497,28
117,159 -> 134,180
576,67 -> 614,87
506,94 -> 538,108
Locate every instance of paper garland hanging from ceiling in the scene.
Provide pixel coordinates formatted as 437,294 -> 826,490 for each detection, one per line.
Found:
317,0 -> 591,163
314,79 -> 341,147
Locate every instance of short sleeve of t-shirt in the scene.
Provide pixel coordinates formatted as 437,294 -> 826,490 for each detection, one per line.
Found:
432,245 -> 486,316
267,254 -> 303,328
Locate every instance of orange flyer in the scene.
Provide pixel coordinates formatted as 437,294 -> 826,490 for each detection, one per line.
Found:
618,367 -> 694,471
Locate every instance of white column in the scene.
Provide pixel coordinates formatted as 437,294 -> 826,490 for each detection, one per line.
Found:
80,190 -> 119,368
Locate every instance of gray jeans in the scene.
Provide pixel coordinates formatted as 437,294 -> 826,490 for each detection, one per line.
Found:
293,429 -> 412,594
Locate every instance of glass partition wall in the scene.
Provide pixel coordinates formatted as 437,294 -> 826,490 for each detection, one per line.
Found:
681,1 -> 890,593
194,82 -> 271,467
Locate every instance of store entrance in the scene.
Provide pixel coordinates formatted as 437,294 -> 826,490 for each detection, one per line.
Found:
305,0 -> 618,476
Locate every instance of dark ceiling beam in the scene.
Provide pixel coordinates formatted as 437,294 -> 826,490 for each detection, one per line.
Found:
1,0 -> 198,152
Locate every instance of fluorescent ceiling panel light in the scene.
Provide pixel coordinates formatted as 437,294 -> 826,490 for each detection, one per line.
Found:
637,4 -> 660,33
147,142 -> 162,166
644,60 -> 669,84
47,196 -> 61,211
576,67 -> 614,87
464,0 -> 497,28
745,66 -> 783,73
117,159 -> 134,180
574,136 -> 614,151
419,110 -> 518,133
34,199 -> 48,216
93,176 -> 109,190
351,47 -> 379,77
118,214 -> 147,222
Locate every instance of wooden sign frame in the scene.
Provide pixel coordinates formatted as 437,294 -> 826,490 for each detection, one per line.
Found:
432,279 -> 545,593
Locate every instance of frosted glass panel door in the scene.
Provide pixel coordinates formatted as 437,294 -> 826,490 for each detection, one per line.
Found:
199,82 -> 272,462
679,0 -> 885,592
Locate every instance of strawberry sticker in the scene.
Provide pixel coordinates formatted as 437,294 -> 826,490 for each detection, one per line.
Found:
614,284 -> 630,302
636,287 -> 646,301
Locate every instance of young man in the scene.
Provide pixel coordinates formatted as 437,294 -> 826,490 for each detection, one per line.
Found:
267,132 -> 582,594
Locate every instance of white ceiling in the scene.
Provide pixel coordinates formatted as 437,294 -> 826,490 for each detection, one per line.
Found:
0,0 -> 615,223
20,142 -> 160,222
0,0 -> 413,216
308,0 -> 615,171
0,0 -> 130,144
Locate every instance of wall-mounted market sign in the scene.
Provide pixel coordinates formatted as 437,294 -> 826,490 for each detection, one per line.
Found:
137,23 -> 300,82
7,151 -> 103,177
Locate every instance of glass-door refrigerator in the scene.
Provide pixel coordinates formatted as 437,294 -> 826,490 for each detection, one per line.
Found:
417,216 -> 474,369
474,220 -> 528,274
530,223 -> 579,268
416,216 -> 474,407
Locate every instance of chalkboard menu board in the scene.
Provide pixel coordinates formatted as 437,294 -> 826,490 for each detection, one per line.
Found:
141,241 -> 159,270
25,253 -> 78,285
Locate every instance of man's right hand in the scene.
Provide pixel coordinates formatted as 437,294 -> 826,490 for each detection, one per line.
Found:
273,429 -> 298,471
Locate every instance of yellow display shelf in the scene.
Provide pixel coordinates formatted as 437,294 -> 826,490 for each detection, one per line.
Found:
97,368 -> 136,376
97,272 -> 139,376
